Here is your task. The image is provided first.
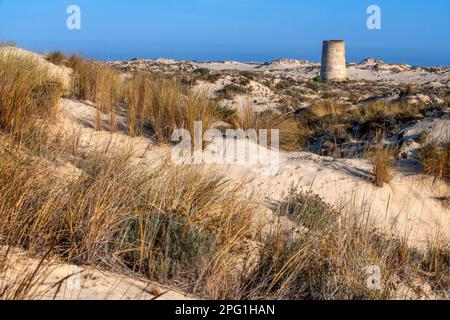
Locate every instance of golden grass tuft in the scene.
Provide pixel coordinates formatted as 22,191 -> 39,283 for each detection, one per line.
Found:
0,53 -> 62,142
419,141 -> 450,183
370,143 -> 395,187
308,100 -> 348,118
233,104 -> 300,151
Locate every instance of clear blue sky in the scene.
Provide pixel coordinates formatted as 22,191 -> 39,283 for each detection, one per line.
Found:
1,0 -> 449,66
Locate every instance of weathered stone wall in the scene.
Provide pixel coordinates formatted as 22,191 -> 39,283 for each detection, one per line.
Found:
320,40 -> 347,81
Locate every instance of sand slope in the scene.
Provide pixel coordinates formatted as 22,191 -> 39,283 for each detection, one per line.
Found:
59,99 -> 450,247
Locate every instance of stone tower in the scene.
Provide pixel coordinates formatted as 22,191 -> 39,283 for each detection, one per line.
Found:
320,40 -> 347,81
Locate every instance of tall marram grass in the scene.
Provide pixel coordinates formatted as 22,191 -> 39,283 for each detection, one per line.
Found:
233,104 -> 300,151
0,136 -> 255,291
370,143 -> 395,187
0,53 -> 62,142
124,73 -> 219,143
68,59 -> 219,141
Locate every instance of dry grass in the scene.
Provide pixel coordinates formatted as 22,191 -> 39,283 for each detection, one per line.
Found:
0,53 -> 62,142
1,129 -> 449,299
135,76 -> 219,144
66,55 -> 123,132
1,51 -> 449,300
226,191 -> 450,300
308,100 -> 348,118
0,134 -> 255,292
233,104 -> 300,151
370,143 -> 395,187
419,141 -> 450,183
46,51 -> 66,66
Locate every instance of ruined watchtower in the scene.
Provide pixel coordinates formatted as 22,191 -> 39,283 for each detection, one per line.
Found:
320,40 -> 347,81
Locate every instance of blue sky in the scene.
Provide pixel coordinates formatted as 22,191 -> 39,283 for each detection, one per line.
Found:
0,0 -> 449,65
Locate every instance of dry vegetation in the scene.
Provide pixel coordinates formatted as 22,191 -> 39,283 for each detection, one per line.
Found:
1,52 -> 449,300
46,51 -> 66,66
0,53 -> 62,143
233,104 -> 300,151
297,99 -> 443,156
419,140 -> 450,183
370,143 -> 395,187
236,191 -> 450,299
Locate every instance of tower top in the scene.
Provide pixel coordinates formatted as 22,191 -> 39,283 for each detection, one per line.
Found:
320,40 -> 347,81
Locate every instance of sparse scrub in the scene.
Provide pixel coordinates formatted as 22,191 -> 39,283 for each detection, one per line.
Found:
216,83 -> 251,100
232,191 -> 450,300
193,68 -> 220,83
2,46 -> 450,301
296,100 -> 439,155
0,41 -> 16,47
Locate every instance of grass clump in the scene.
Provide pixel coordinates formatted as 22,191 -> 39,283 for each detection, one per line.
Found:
0,53 -> 62,141
419,141 -> 450,183
233,104 -> 300,151
312,75 -> 323,82
66,55 -> 123,131
46,51 -> 66,66
370,143 -> 395,187
308,100 -> 348,118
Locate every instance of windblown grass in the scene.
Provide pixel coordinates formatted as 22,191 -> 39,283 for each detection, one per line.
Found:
419,140 -> 450,183
0,135 -> 254,291
0,246 -> 54,300
231,191 -> 450,300
0,53 -> 62,142
296,100 -> 439,155
233,104 -> 300,151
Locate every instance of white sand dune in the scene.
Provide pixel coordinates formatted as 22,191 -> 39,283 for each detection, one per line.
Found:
2,48 -> 449,299
59,98 -> 450,248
